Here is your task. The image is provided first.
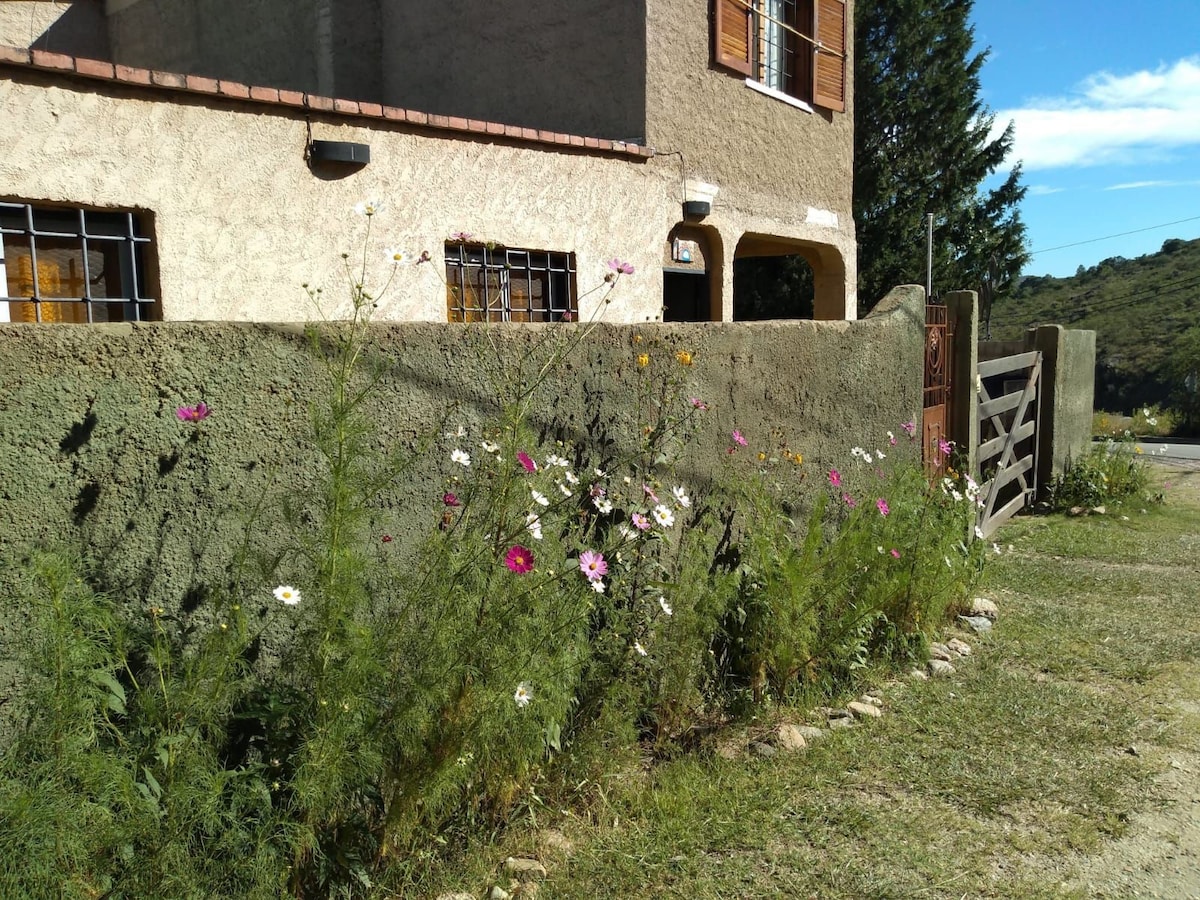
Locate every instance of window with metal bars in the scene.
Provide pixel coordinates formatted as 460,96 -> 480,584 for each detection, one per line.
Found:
0,201 -> 156,323
444,243 -> 577,323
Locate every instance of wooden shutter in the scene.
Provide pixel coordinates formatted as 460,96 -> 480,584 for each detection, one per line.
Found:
714,0 -> 753,77
813,0 -> 846,111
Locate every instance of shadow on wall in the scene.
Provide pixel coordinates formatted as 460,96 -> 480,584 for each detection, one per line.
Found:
11,2 -> 110,59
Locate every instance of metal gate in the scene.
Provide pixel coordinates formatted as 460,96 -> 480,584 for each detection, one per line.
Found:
922,302 -> 954,474
976,350 -> 1042,538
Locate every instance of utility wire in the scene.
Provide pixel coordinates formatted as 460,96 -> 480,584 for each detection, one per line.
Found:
991,275 -> 1200,326
1030,215 -> 1200,256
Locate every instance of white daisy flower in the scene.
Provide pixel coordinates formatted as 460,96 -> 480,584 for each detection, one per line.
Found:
992,543 -> 1002,555
557,481 -> 572,497
384,247 -> 410,265
875,449 -> 886,460
672,486 -> 691,509
590,579 -> 606,594
444,424 -> 468,439
353,198 -> 384,217
274,585 -> 301,606
546,454 -> 569,468
530,488 -> 550,507
480,440 -> 500,454
451,449 -> 471,467
634,641 -> 648,657
652,504 -> 675,528
658,596 -> 673,616
594,468 -> 607,477
514,682 -> 532,708
974,525 -> 985,540
594,498 -> 614,514
564,470 -> 580,485
526,513 -> 543,540
617,524 -> 635,540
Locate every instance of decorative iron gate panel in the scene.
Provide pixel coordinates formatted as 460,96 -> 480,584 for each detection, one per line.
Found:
922,302 -> 954,473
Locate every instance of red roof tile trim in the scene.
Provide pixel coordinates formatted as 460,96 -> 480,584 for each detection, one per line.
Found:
0,45 -> 655,160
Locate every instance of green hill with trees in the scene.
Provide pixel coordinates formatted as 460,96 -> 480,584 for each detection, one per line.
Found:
988,237 -> 1200,425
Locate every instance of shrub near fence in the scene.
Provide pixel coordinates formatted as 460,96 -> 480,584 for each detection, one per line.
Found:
0,222 -> 985,896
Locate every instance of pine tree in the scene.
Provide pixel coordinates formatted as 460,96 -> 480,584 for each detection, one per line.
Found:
853,0 -> 1028,315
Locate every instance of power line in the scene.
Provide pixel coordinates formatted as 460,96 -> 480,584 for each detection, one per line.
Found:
1030,215 -> 1200,256
990,275 -> 1200,327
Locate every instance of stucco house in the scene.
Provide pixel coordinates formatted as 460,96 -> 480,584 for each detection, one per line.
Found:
0,0 -> 855,325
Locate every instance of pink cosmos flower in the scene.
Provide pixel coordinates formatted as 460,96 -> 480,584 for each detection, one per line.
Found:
900,420 -> 916,437
505,545 -> 534,574
642,484 -> 660,504
938,438 -> 953,458
732,430 -> 748,447
876,498 -> 890,517
176,402 -> 211,423
842,493 -> 857,508
517,451 -> 538,473
632,512 -> 651,531
578,549 -> 608,582
890,548 -> 901,559
442,492 -> 460,507
689,397 -> 709,410
829,468 -> 842,487
606,258 -> 635,275
449,231 -> 474,242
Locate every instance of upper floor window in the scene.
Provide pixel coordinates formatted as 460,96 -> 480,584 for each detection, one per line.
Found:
714,0 -> 847,112
0,201 -> 156,323
445,243 -> 576,323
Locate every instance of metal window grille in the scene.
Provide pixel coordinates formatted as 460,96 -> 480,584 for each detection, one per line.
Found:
0,201 -> 155,323
759,0 -> 798,94
445,244 -> 577,323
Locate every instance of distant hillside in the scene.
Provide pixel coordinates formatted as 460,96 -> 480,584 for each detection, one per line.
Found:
988,237 -> 1200,413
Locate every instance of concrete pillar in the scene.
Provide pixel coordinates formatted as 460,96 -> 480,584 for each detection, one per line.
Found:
944,290 -> 979,479
1029,325 -> 1096,493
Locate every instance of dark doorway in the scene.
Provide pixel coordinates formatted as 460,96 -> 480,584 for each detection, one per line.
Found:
733,254 -> 815,320
663,270 -> 711,322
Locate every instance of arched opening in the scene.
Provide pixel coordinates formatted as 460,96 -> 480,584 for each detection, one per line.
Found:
732,234 -> 848,321
662,224 -> 720,322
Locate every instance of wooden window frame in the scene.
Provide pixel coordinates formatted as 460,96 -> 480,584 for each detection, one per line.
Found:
712,0 -> 846,112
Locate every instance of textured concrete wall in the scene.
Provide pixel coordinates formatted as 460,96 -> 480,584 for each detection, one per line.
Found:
107,0 -> 322,96
0,1 -> 108,57
379,0 -> 647,141
0,286 -> 925,715
0,70 -> 673,323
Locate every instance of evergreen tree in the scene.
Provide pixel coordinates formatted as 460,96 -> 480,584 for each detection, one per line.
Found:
853,0 -> 1028,314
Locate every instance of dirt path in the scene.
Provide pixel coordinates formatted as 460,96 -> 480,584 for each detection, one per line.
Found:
1075,466 -> 1200,899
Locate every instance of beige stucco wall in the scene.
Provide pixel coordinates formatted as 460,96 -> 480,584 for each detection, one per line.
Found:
378,0 -> 647,142
645,0 -> 857,319
0,71 -> 681,323
0,1 -> 107,57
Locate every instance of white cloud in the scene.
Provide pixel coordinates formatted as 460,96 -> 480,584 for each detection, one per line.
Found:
991,57 -> 1200,171
1105,179 -> 1200,190
1027,184 -> 1066,196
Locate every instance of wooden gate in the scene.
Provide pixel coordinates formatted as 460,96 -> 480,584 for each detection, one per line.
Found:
976,350 -> 1042,538
922,302 -> 954,474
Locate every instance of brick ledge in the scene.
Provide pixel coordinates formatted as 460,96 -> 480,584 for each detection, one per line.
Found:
0,45 -> 655,161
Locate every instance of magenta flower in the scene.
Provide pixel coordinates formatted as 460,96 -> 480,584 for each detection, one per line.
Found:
642,484 -> 660,504
442,492 -> 460,507
176,402 -> 211,423
900,420 -> 916,437
732,430 -> 748,447
381,534 -> 393,543
938,438 -> 953,458
632,512 -> 651,531
606,258 -> 635,275
689,397 -> 709,410
890,548 -> 901,559
829,468 -> 842,487
517,451 -> 538,473
876,498 -> 890,517
505,545 -> 534,574
578,549 -> 608,582
449,231 -> 474,242
842,493 -> 857,508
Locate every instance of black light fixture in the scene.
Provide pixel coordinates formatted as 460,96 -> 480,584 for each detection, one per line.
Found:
308,139 -> 371,167
683,200 -> 711,219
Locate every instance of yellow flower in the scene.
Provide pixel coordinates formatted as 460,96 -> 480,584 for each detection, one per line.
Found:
637,353 -> 650,367
633,334 -> 643,344
1135,446 -> 1144,454
758,451 -> 767,461
675,350 -> 694,366
793,453 -> 803,465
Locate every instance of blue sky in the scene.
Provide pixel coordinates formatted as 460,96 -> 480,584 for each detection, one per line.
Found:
970,0 -> 1200,277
